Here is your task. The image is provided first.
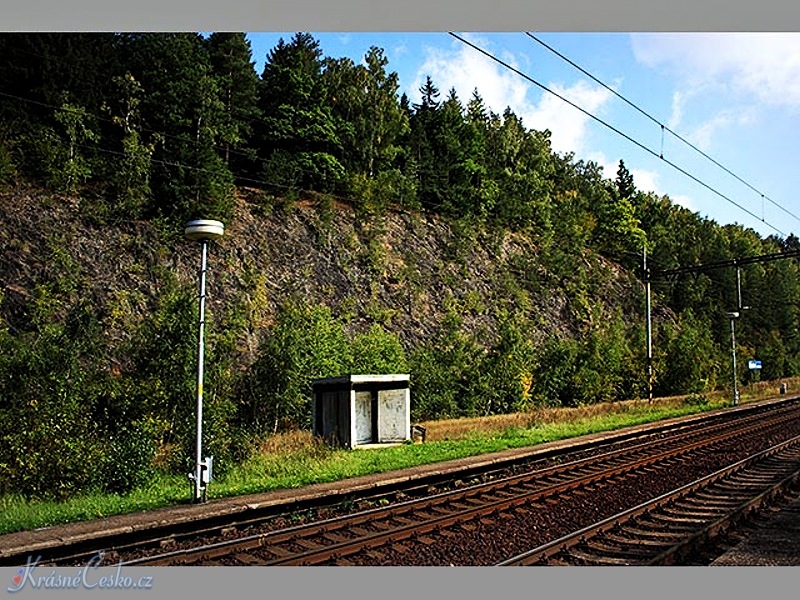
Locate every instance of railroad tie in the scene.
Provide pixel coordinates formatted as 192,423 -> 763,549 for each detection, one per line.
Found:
233,553 -> 262,566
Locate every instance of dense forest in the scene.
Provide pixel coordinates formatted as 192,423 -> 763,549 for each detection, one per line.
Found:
1,32 -> 799,500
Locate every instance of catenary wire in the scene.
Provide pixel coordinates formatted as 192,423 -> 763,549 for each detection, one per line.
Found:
0,90 -> 259,166
447,32 -> 786,238
1,37 -> 787,237
524,32 -> 800,226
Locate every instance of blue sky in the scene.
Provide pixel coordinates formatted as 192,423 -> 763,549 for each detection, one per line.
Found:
246,32 -> 800,241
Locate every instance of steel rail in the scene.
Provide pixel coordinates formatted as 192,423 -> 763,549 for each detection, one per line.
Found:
124,404 -> 800,566
497,436 -> 800,566
15,398 -> 796,568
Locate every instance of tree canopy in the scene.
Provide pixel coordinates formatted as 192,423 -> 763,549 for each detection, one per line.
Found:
2,32 -> 800,500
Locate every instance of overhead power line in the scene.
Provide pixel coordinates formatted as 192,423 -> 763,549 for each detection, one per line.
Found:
0,90 -> 371,201
0,88 -> 353,203
650,248 -> 800,279
524,32 -> 800,227
0,89 -> 257,166
447,32 -> 786,238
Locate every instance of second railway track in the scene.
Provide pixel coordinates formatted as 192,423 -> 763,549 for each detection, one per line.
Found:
498,436 -> 800,566
114,399 -> 800,566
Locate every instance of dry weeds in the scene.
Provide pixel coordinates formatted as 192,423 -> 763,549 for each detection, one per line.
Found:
246,378 -> 800,455
417,378 -> 800,442
257,429 -> 332,459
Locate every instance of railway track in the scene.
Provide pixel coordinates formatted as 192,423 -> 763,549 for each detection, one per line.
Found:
120,401 -> 800,566
12,398 -> 792,568
497,435 -> 800,566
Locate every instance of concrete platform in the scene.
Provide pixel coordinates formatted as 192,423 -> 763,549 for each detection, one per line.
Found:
0,397 -> 795,566
0,409 -> 711,564
712,494 -> 800,566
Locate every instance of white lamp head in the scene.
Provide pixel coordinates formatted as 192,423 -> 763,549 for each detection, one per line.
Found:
185,219 -> 225,241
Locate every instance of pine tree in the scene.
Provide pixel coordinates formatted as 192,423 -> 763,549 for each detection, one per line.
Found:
119,33 -> 233,221
615,159 -> 635,199
257,32 -> 344,192
436,88 -> 473,216
207,33 -> 261,175
485,108 -> 554,231
408,76 -> 443,211
324,46 -> 408,178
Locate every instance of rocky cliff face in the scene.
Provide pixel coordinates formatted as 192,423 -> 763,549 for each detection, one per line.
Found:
0,184 -> 644,366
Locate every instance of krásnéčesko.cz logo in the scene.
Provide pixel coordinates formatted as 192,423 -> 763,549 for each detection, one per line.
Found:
7,552 -> 154,593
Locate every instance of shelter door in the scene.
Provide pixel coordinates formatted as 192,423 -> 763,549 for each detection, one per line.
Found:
355,391 -> 374,444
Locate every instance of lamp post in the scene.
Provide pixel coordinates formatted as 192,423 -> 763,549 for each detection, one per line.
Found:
726,311 -> 740,406
643,247 -> 653,403
729,266 -> 751,408
185,219 -> 224,503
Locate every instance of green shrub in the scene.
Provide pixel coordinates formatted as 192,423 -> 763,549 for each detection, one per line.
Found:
659,309 -> 720,395
409,313 -> 488,420
99,423 -> 157,494
480,314 -> 538,414
240,300 -> 351,433
685,392 -> 708,407
0,306 -> 107,499
347,169 -> 419,215
126,279 -> 197,457
351,324 -> 408,374
0,139 -> 16,185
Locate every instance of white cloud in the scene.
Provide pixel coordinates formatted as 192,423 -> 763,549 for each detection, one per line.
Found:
583,150 -> 653,190
631,33 -> 800,109
632,33 -> 795,154
411,36 -> 529,115
630,167 -> 696,212
411,36 -> 613,156
392,42 -> 408,58
629,168 -> 696,211
629,168 -> 660,194
586,151 -> 697,211
688,112 -> 732,151
668,90 -> 687,130
670,195 -> 697,212
522,81 -> 612,156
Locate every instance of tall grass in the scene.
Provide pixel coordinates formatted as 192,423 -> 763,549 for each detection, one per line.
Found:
0,381 -> 795,536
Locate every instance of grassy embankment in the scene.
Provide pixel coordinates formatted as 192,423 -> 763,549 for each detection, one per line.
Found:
0,379 -> 795,536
